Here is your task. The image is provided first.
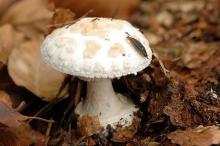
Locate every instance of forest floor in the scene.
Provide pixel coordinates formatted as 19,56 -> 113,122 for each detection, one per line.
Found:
0,0 -> 220,146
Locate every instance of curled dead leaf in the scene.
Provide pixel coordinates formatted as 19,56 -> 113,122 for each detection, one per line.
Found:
167,125 -> 220,146
8,39 -> 67,101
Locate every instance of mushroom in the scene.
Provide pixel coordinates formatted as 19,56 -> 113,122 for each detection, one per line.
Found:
40,17 -> 152,134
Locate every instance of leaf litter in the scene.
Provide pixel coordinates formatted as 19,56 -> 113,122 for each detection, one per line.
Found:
0,0 -> 220,145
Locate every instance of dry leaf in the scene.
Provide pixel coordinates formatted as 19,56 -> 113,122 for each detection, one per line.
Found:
181,42 -> 218,69
0,24 -> 25,64
164,1 -> 205,13
0,123 -> 48,146
8,39 -> 67,101
167,125 -> 220,146
0,90 -> 12,107
163,81 -> 199,128
52,8 -> 75,26
156,11 -> 174,28
0,123 -> 29,146
0,0 -> 16,14
0,101 -> 49,145
111,117 -> 140,142
14,123 -> 49,146
48,8 -> 76,31
0,101 -> 30,128
78,115 -> 102,137
1,0 -> 53,38
49,0 -> 140,19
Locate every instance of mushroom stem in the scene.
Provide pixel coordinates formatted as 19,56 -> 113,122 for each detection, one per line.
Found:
75,78 -> 137,127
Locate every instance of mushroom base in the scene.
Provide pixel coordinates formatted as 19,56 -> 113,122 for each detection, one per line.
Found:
75,78 -> 138,130
77,114 -> 141,141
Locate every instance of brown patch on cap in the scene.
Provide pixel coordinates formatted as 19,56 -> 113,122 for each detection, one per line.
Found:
108,43 -> 125,57
83,40 -> 101,58
66,39 -> 77,54
83,60 -> 93,72
111,21 -> 126,30
56,37 -> 77,54
123,58 -> 131,69
111,62 -> 120,71
70,20 -> 109,38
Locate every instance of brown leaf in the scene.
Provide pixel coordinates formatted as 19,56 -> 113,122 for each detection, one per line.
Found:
51,8 -> 75,26
48,8 -> 76,32
111,117 -> 140,142
0,90 -> 12,107
1,0 -> 53,38
0,0 -> 16,14
14,123 -> 49,146
0,101 -> 30,128
8,39 -> 67,101
0,24 -> 25,64
0,123 -> 29,146
167,125 -> 220,146
49,0 -> 140,19
0,101 -> 49,145
78,115 -> 102,137
163,81 -> 200,128
181,42 -> 218,69
0,122 -> 49,146
2,122 -> 49,146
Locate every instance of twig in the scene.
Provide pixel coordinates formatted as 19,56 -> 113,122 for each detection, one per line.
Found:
26,116 -> 54,123
59,80 -> 82,128
74,81 -> 82,106
55,75 -> 72,98
14,101 -> 26,112
28,97 -> 64,122
46,118 -> 53,136
153,52 -> 170,77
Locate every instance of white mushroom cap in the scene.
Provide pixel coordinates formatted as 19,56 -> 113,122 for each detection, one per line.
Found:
41,17 -> 152,78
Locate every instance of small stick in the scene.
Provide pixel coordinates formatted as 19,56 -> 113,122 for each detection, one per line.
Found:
28,97 -> 64,123
68,123 -> 72,138
153,52 -> 170,77
14,101 -> 26,112
59,80 -> 82,128
26,116 -> 54,123
65,81 -> 82,126
46,118 -> 53,136
74,81 -> 82,106
55,75 -> 72,98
